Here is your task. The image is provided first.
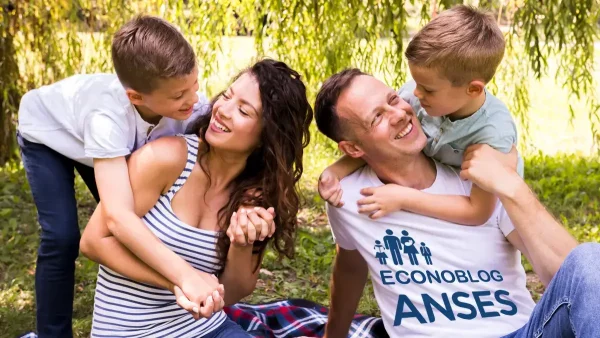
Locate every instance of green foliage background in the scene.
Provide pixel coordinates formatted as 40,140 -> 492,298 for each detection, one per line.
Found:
1,1 -> 600,337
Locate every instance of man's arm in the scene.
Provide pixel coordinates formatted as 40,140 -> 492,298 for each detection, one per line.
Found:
460,144 -> 578,286
324,246 -> 369,338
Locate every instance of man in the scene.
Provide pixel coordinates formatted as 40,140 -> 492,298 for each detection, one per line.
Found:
314,69 -> 600,337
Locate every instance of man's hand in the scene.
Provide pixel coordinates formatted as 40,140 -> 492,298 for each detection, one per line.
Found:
226,207 -> 276,246
357,184 -> 412,219
318,169 -> 344,207
178,272 -> 225,319
460,144 -> 520,197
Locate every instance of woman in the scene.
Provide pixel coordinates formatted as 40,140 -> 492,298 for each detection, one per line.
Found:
80,59 -> 313,337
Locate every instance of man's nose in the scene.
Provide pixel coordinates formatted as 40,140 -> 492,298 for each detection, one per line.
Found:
390,106 -> 409,126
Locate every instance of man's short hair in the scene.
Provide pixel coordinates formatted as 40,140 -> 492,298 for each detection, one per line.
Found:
112,15 -> 196,94
405,5 -> 505,85
314,68 -> 367,142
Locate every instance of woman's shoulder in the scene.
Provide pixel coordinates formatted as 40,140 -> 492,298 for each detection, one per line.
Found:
128,135 -> 194,177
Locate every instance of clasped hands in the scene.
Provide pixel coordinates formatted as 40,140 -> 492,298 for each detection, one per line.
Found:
172,206 -> 275,319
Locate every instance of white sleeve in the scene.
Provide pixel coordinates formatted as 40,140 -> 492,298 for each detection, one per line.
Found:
498,206 -> 516,237
326,204 -> 358,250
83,111 -> 131,159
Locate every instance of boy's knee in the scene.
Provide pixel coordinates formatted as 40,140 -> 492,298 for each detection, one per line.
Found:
40,232 -> 81,260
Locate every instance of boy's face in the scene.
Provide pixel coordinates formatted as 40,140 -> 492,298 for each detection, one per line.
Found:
408,64 -> 475,119
132,67 -> 200,120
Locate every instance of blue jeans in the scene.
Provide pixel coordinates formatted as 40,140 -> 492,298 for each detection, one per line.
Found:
205,318 -> 252,338
17,132 -> 99,338
503,243 -> 600,338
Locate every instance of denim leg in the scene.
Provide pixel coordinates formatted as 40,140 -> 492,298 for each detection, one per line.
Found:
18,133 -> 80,338
203,319 -> 252,338
503,243 -> 600,338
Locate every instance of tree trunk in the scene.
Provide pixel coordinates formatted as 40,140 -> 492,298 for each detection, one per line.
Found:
0,31 -> 21,165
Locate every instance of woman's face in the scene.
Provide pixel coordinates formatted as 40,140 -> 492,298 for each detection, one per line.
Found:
206,73 -> 264,154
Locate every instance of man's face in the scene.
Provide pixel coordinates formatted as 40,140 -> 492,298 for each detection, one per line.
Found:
336,75 -> 427,161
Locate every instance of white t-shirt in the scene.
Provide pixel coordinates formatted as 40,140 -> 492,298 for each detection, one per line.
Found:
327,161 -> 535,337
18,73 -> 208,167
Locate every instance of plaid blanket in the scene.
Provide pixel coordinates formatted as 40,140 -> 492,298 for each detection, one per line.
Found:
18,299 -> 387,338
225,299 -> 389,338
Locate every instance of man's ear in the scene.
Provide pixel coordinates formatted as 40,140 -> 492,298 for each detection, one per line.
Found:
466,80 -> 485,97
126,88 -> 144,105
339,141 -> 364,158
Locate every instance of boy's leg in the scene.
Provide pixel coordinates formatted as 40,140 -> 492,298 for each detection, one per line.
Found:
502,243 -> 600,338
18,133 -> 80,338
74,162 -> 99,203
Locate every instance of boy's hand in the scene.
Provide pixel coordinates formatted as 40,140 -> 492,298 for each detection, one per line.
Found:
461,144 -> 520,197
318,170 -> 344,207
358,184 -> 412,219
177,272 -> 225,320
226,207 -> 276,246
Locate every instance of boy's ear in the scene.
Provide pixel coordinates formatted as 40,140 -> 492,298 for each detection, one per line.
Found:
338,141 -> 364,158
126,89 -> 144,105
466,80 -> 485,97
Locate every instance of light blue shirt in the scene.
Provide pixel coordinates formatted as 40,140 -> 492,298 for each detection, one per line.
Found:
398,80 -> 524,176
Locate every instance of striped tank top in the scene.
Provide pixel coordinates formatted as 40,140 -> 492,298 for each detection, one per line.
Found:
91,134 -> 227,337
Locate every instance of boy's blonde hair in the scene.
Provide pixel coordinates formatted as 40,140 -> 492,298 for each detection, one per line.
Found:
405,5 -> 505,86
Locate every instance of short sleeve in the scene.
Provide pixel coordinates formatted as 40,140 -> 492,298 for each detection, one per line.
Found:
475,104 -> 518,154
84,111 -> 131,159
497,206 -> 516,237
326,204 -> 358,250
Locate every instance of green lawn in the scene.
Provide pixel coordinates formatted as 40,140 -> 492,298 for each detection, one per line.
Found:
1,39 -> 599,337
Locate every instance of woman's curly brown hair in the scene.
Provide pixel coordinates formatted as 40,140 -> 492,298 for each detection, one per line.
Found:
188,59 -> 313,272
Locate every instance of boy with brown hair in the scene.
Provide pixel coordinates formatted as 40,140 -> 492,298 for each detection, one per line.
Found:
17,15 -> 219,337
318,5 -> 521,225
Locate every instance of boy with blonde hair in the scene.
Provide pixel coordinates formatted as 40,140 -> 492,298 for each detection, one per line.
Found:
18,15 -> 219,337
319,5 -> 521,226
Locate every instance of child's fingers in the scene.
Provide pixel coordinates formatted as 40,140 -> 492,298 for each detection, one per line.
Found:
370,210 -> 386,219
227,212 -> 238,242
254,207 -> 274,239
200,295 -> 214,318
173,286 -> 200,319
332,188 -> 344,207
360,187 -> 375,196
211,290 -> 223,312
357,196 -> 376,206
358,203 -> 380,214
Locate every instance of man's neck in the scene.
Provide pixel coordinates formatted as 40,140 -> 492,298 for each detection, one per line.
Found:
366,152 -> 437,190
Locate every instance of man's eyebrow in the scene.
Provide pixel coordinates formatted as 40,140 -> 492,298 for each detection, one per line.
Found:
366,91 -> 395,123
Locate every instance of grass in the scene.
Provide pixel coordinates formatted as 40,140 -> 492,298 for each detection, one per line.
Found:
1,38 -> 599,337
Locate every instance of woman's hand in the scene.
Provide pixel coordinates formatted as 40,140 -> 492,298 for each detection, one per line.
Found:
226,207 -> 276,246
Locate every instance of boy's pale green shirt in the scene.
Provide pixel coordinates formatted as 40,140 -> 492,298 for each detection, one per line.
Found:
398,80 -> 524,177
